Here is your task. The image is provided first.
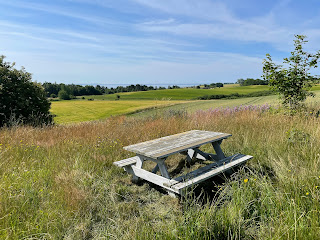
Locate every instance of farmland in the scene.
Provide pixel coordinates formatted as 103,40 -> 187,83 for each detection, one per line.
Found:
50,99 -> 182,124
80,84 -> 271,100
50,84 -> 320,124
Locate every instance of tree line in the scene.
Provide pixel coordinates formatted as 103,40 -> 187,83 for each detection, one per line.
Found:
42,82 -> 168,99
236,78 -> 268,86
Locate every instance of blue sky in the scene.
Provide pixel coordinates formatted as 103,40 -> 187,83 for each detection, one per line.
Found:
1,0 -> 320,85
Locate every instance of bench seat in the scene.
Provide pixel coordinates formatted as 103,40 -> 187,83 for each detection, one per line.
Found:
164,154 -> 252,194
113,156 -> 138,168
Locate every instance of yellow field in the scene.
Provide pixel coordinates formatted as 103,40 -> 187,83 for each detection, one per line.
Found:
51,99 -> 182,124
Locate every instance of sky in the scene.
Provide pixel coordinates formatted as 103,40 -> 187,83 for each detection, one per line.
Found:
1,0 -> 320,85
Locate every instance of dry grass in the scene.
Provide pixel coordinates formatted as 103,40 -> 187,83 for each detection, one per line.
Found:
1,107 -> 320,239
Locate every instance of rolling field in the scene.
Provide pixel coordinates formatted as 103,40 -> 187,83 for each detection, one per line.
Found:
81,84 -> 270,100
52,89 -> 320,124
131,95 -> 280,118
50,99 -> 182,124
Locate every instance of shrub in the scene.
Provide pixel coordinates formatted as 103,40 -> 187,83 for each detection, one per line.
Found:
58,90 -> 71,100
0,55 -> 53,127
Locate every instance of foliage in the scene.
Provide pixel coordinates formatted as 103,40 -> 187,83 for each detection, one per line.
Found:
236,78 -> 268,86
58,90 -> 71,100
43,82 -> 161,97
208,82 -> 224,88
263,35 -> 320,109
0,56 -> 53,127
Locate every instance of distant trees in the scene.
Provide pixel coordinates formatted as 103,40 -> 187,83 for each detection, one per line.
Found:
0,56 -> 53,127
236,78 -> 268,86
210,82 -> 224,88
42,83 -> 160,98
263,35 -> 320,109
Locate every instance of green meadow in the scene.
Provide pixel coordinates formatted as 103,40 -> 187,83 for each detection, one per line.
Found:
50,99 -> 182,124
51,85 -> 320,124
81,84 -> 271,100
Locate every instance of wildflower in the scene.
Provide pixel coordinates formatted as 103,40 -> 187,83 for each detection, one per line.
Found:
316,186 -> 319,189
288,170 -> 291,172
306,192 -> 309,196
244,178 -> 248,183
254,178 -> 256,181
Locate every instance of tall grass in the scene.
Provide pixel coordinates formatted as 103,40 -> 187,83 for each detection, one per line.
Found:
1,106 -> 320,239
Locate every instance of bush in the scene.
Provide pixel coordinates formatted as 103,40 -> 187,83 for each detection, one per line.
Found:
58,90 -> 71,100
50,93 -> 57,98
0,56 -> 53,127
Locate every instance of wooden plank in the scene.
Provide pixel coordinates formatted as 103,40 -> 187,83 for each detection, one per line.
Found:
170,154 -> 253,192
113,156 -> 138,167
164,154 -> 241,187
124,130 -> 231,159
131,166 -> 179,194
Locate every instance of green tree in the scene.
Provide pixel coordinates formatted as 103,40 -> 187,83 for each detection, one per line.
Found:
58,90 -> 71,100
0,56 -> 53,127
263,35 -> 320,109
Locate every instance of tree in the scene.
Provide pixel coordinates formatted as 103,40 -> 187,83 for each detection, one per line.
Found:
0,56 -> 53,127
58,90 -> 71,100
263,35 -> 320,109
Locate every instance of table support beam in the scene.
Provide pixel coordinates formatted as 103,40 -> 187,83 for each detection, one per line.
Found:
132,155 -> 145,183
212,140 -> 226,160
152,164 -> 159,174
158,162 -> 170,179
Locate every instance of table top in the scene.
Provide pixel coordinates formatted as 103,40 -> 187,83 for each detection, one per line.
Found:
124,130 -> 231,159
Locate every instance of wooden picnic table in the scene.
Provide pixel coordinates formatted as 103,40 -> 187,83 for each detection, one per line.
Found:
114,130 -> 252,196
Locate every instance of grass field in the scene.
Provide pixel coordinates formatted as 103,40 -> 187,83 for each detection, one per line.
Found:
2,105 -> 320,239
81,84 -> 271,101
81,84 -> 320,101
52,89 -> 320,124
132,91 -> 320,118
50,99 -> 183,124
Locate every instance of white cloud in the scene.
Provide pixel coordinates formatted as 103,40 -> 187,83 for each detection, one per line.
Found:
0,0 -> 120,26
133,0 -> 235,23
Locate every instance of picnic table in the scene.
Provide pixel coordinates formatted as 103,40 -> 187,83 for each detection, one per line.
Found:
114,130 -> 252,196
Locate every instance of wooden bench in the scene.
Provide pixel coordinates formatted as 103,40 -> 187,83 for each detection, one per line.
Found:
113,156 -> 138,168
164,154 -> 252,195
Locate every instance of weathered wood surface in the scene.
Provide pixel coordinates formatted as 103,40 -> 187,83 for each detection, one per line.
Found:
165,154 -> 253,193
131,166 -> 179,194
124,130 -> 231,159
113,156 -> 138,168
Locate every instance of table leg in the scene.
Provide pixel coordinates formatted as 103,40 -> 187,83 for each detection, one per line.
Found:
152,164 -> 159,173
211,140 -> 226,160
132,155 -> 145,183
186,149 -> 197,165
156,159 -> 170,179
